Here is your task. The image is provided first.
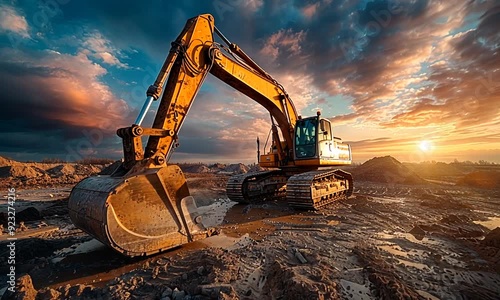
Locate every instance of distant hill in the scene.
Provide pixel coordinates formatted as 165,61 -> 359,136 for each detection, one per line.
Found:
181,164 -> 211,173
457,171 -> 500,189
0,155 -> 110,187
405,162 -> 465,179
352,156 -> 427,184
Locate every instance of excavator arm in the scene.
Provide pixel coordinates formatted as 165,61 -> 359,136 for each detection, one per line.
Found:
120,14 -> 297,171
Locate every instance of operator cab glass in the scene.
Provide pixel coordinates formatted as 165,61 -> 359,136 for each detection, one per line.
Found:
295,118 -> 318,158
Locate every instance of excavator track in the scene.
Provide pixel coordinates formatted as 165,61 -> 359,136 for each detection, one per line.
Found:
226,170 -> 287,203
286,169 -> 353,210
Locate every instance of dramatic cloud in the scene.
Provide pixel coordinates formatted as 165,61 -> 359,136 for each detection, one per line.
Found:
0,4 -> 29,38
83,32 -> 130,68
0,47 -> 131,160
382,3 -> 500,133
0,0 -> 498,163
261,29 -> 307,62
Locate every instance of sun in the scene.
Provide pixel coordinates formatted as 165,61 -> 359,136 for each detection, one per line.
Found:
419,140 -> 433,152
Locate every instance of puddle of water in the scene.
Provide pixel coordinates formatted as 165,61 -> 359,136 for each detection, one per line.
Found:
200,233 -> 252,251
377,244 -> 409,258
197,199 -> 237,228
52,239 -> 106,263
339,279 -> 372,300
11,187 -> 72,201
73,239 -> 107,254
51,257 -> 64,263
46,240 -> 208,289
374,231 -> 445,246
374,231 -> 396,240
474,216 -> 500,230
370,196 -> 405,204
472,209 -> 493,214
396,258 -> 427,270
402,232 -> 427,244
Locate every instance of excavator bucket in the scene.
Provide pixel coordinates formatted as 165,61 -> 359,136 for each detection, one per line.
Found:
68,164 -> 209,257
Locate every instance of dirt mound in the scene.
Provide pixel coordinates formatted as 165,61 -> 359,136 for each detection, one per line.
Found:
482,228 -> 500,248
418,192 -> 471,210
353,246 -> 423,299
73,164 -> 101,175
47,164 -> 76,177
209,163 -> 226,170
223,163 -> 249,174
353,156 -> 426,184
457,171 -> 500,189
181,164 -> 211,173
265,260 -> 338,299
0,157 -> 107,188
2,274 -> 37,300
248,164 -> 267,173
0,165 -> 46,179
0,156 -> 17,167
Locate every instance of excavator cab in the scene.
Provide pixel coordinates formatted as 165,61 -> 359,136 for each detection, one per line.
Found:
293,114 -> 352,166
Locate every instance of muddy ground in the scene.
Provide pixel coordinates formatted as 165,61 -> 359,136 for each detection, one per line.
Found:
1,161 -> 500,299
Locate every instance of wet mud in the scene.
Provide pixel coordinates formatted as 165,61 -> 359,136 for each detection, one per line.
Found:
1,173 -> 500,299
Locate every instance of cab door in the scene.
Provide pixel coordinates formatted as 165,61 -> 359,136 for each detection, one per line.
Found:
294,117 -> 318,159
318,119 -> 338,159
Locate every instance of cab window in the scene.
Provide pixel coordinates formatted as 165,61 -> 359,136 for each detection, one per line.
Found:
295,118 -> 317,158
319,119 -> 332,141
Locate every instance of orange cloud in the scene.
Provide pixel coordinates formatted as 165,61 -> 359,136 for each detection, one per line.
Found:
302,3 -> 320,19
0,48 -> 131,132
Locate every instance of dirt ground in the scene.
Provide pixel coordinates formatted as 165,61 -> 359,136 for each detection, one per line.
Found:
1,157 -> 500,299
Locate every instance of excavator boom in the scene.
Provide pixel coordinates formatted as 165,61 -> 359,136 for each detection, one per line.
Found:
68,14 -> 352,257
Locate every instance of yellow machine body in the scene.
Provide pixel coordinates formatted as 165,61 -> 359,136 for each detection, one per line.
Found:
68,14 -> 352,257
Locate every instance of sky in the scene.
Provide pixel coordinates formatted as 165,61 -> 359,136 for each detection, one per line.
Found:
0,0 -> 499,164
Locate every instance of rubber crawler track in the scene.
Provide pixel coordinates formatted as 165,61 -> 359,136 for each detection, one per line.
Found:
226,170 -> 287,203
287,169 -> 353,210
226,169 -> 353,210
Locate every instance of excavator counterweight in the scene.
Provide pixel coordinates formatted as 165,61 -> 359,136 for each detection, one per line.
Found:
68,14 -> 353,256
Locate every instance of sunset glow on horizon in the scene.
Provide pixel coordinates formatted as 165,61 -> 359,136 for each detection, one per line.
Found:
0,1 -> 499,164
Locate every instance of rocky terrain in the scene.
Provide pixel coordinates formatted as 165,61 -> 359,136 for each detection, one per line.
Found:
0,157 -> 110,188
0,156 -> 499,299
0,157 -> 259,190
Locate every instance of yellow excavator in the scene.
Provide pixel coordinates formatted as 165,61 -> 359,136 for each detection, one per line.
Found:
68,14 -> 352,257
